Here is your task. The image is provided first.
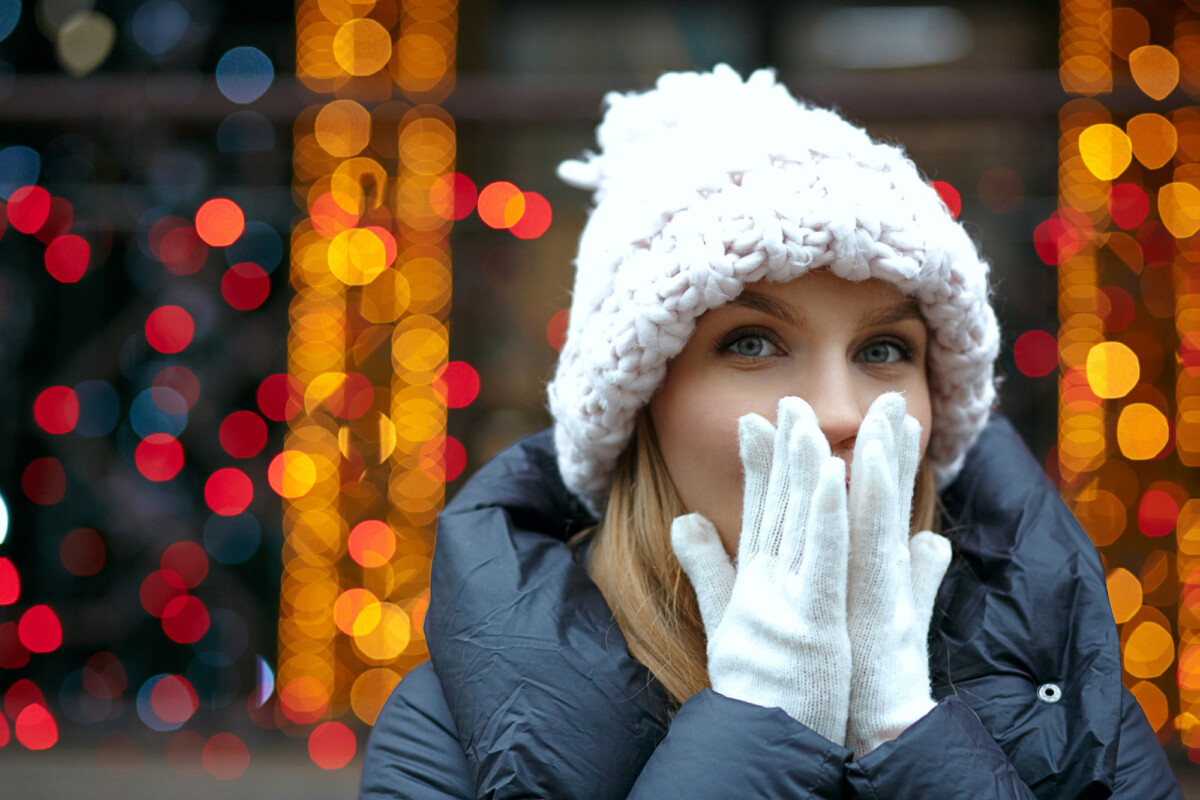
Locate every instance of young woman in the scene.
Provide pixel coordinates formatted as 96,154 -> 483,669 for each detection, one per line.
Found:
360,65 -> 1181,799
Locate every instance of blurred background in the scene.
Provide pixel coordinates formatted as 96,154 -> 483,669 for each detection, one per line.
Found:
1,0 -> 1197,796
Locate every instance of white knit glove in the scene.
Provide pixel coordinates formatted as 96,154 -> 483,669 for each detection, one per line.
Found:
670,397 -> 852,744
845,392 -> 953,757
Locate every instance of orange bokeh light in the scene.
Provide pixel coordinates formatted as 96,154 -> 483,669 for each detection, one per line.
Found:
195,198 -> 245,247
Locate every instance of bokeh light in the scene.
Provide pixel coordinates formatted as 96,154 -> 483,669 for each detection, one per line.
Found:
267,450 -> 317,498
34,385 -> 79,434
508,191 -> 553,239
1117,403 -> 1170,460
60,528 -> 105,577
348,520 -> 395,568
18,605 -> 62,653
1085,341 -> 1139,398
0,556 -> 19,605
195,198 -> 245,247
145,305 -> 195,353
55,11 -> 116,77
15,704 -> 58,750
219,410 -> 268,458
1129,44 -> 1180,100
9,185 -> 50,233
135,433 -> 184,481
308,721 -> 356,770
929,180 -> 961,219
22,457 -> 65,505
216,47 -> 274,104
1013,330 -> 1058,377
1078,123 -> 1132,181
477,181 -> 523,229
204,732 -> 250,779
44,234 -> 90,282
204,468 -> 254,516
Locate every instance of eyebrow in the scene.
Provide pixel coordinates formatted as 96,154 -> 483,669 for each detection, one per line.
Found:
730,289 -> 923,329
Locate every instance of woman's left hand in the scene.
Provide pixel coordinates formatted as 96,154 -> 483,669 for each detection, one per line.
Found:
845,392 -> 952,757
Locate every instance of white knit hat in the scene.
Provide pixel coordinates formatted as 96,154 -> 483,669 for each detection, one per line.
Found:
548,64 -> 1000,514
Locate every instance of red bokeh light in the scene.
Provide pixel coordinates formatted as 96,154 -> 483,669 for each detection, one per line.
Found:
15,704 -> 57,751
221,262 -> 271,310
83,652 -> 127,699
60,528 -> 105,577
151,675 -> 199,724
21,457 -> 65,505
153,365 -> 201,410
419,435 -> 467,482
203,733 -> 250,780
18,605 -> 62,653
161,541 -> 208,589
1137,221 -> 1176,266
1138,490 -> 1180,537
5,679 -> 45,720
0,623 -> 30,669
1108,183 -> 1149,229
308,721 -> 357,770
477,181 -> 522,229
8,186 -> 50,234
435,361 -> 480,408
44,234 -> 90,283
547,309 -> 569,352
1013,330 -> 1059,377
257,373 -> 303,421
195,198 -> 245,247
204,468 -> 254,516
167,730 -> 207,778
0,557 -> 20,605
430,172 -> 478,221
310,192 -> 359,236
135,433 -> 185,482
1033,208 -> 1091,266
162,595 -> 211,644
364,225 -> 397,267
0,712 -> 8,748
34,196 -> 73,244
348,520 -> 396,568
139,570 -> 186,618
145,305 -> 195,354
149,216 -> 208,275
1100,286 -> 1135,333
220,410 -> 268,458
509,191 -> 553,239
33,385 -> 79,434
929,180 -> 961,219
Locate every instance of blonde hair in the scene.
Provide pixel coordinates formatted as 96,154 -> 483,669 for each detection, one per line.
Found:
574,409 -> 940,708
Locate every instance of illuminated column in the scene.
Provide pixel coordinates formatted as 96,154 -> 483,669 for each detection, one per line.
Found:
283,0 -> 456,730
1059,0 -> 1200,756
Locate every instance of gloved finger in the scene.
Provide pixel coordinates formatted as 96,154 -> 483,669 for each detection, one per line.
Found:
671,513 -> 736,633
847,436 -> 901,579
864,392 -> 906,447
852,399 -> 898,485
896,415 -> 922,532
793,457 -> 849,610
778,413 -> 829,568
908,530 -> 952,636
737,412 -> 775,555
759,397 -> 807,555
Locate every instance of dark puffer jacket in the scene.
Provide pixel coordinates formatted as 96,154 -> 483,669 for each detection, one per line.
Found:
359,414 -> 1182,799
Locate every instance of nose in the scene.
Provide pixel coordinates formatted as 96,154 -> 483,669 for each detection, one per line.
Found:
804,363 -> 863,458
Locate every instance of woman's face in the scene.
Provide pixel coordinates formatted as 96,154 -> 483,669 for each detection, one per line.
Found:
649,270 -> 932,556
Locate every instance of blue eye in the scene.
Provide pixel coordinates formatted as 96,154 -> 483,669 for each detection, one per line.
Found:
860,341 -> 905,364
730,335 -> 775,358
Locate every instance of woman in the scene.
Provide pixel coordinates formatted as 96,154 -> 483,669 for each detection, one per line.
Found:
360,65 -> 1180,799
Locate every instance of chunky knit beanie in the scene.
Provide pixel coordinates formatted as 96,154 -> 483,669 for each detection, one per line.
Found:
548,64 -> 1000,514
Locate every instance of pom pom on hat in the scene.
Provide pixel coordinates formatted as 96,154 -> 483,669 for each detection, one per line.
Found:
548,64 -> 1000,514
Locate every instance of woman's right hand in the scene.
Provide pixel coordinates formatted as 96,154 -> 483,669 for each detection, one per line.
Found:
670,396 -> 852,745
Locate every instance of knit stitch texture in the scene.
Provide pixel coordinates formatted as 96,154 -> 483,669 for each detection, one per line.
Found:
548,64 -> 1000,513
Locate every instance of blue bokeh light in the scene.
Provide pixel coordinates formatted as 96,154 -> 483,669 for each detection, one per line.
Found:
215,46 -> 274,104
224,220 -> 283,273
74,380 -> 120,438
131,0 -> 189,56
202,512 -> 260,565
130,386 -> 188,438
0,0 -> 20,43
0,145 -> 40,199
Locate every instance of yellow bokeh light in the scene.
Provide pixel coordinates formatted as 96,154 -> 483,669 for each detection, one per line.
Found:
1085,341 -> 1139,399
358,270 -> 412,323
269,450 -> 319,498
351,668 -> 403,725
1116,403 -> 1169,460
1158,182 -> 1200,239
1126,113 -> 1177,170
392,327 -> 448,373
315,99 -> 372,158
329,228 -> 388,285
1078,123 -> 1132,181
1129,45 -> 1180,101
1123,620 -> 1175,678
333,18 -> 392,76
1105,568 -> 1142,624
1071,488 -> 1125,547
1129,681 -> 1169,732
353,602 -> 412,661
